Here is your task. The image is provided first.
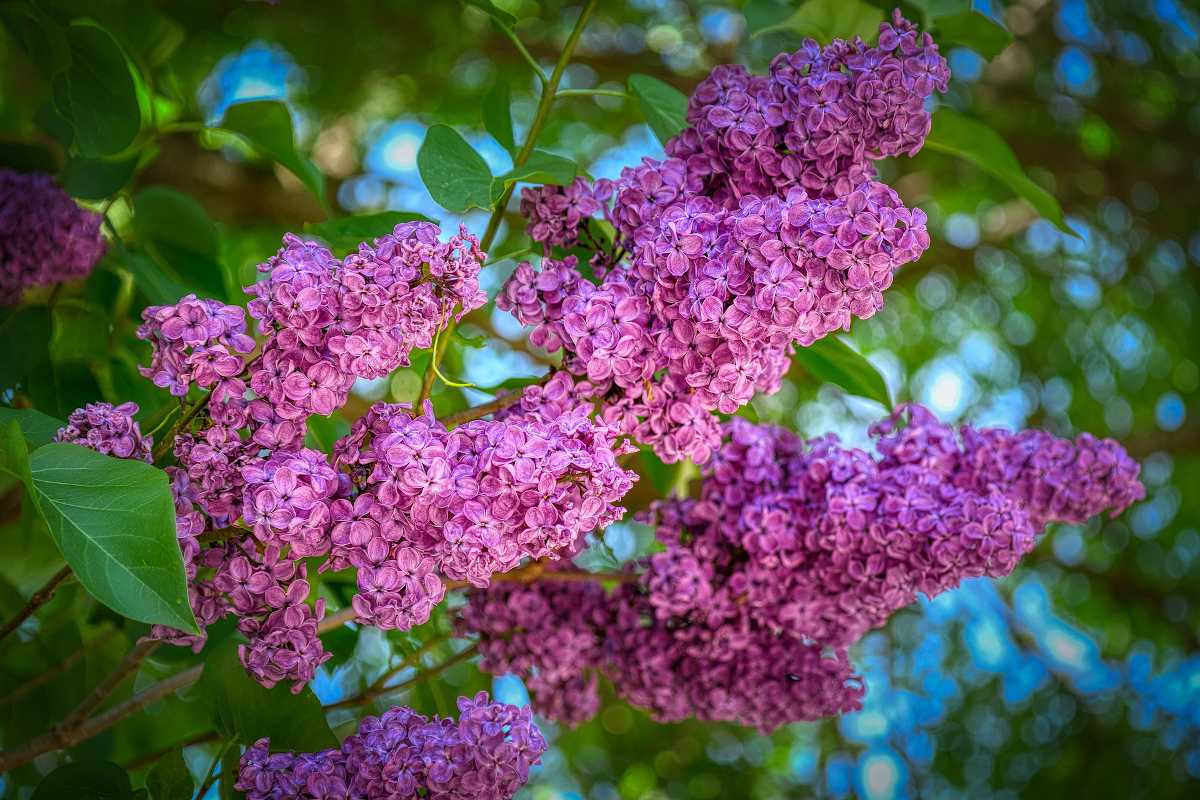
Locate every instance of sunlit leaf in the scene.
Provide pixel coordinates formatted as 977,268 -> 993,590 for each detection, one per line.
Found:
417,124 -> 494,212
754,0 -> 884,43
790,337 -> 891,407
219,100 -> 327,209
490,150 -> 577,202
627,74 -> 688,145
925,109 -> 1071,233
482,80 -> 516,155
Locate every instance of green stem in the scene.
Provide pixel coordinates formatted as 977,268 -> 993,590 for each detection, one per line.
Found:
500,25 -> 548,85
417,0 -> 598,405
555,88 -> 627,99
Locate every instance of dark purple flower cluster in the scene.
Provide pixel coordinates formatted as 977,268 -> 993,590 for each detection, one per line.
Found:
461,406 -> 1143,731
460,569 -> 864,733
503,15 -> 943,463
0,169 -> 106,305
329,371 -> 636,630
246,222 -> 486,421
237,692 -> 546,800
54,402 -> 152,462
520,177 -> 610,251
671,10 -> 949,201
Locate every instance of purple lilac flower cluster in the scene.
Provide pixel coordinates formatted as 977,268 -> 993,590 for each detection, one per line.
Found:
237,692 -> 546,800
501,14 -> 945,463
137,294 -> 256,397
54,402 -> 153,462
329,371 -> 636,630
670,10 -> 950,201
461,406 -> 1143,731
246,222 -> 486,422
520,177 -> 610,251
0,169 -> 106,305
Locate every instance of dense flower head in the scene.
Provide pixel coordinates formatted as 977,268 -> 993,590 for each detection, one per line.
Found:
55,402 -> 152,462
137,295 -> 256,397
462,406 -> 1142,731
330,372 -> 636,630
237,692 -> 546,800
243,447 -> 343,557
507,15 -> 941,463
0,169 -> 106,305
521,177 -> 612,250
460,569 -> 864,733
246,222 -> 486,421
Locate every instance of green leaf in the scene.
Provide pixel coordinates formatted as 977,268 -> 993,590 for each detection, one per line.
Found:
50,299 -> 110,365
219,100 -> 327,209
742,0 -> 794,35
198,638 -> 337,752
304,413 -> 350,455
627,74 -> 688,146
790,337 -> 891,407
61,153 -> 139,200
462,0 -> 517,27
490,150 -> 577,203
55,22 -> 142,157
25,443 -> 198,633
304,211 -> 435,255
0,420 -> 33,485
145,747 -> 193,800
32,760 -> 133,800
133,187 -> 226,300
122,252 -> 191,307
754,0 -> 884,42
482,80 -> 516,154
0,409 -> 65,448
933,11 -> 1013,60
417,125 -> 494,212
924,109 -> 1071,233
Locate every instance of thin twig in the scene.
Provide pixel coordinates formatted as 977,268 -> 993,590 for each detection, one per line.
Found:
555,88 -> 628,99
417,0 -> 598,405
0,565 -> 73,645
439,389 -> 529,428
499,25 -> 548,85
58,639 -> 161,730
323,644 -> 480,711
0,628 -> 118,706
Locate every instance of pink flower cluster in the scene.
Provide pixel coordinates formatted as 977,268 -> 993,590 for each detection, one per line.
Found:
329,371 -> 636,630
503,14 -> 944,463
246,223 -> 485,421
137,294 -> 256,397
54,402 -> 152,462
0,169 -> 106,305
237,692 -> 546,800
670,10 -> 950,201
461,406 -> 1143,731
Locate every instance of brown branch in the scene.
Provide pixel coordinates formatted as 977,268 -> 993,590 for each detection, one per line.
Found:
0,565 -> 73,645
58,639 -> 161,731
439,390 -> 528,428
324,643 -> 480,711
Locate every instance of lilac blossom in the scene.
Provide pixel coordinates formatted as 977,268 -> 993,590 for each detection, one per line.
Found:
55,402 -> 152,462
0,169 -> 106,304
237,692 -> 546,800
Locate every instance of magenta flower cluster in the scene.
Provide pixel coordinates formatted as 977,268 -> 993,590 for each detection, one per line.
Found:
460,405 -> 1143,731
501,14 -> 945,463
138,294 -> 256,397
237,692 -> 546,800
0,169 -> 106,305
54,402 -> 153,462
246,223 -> 485,421
329,371 -> 636,629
